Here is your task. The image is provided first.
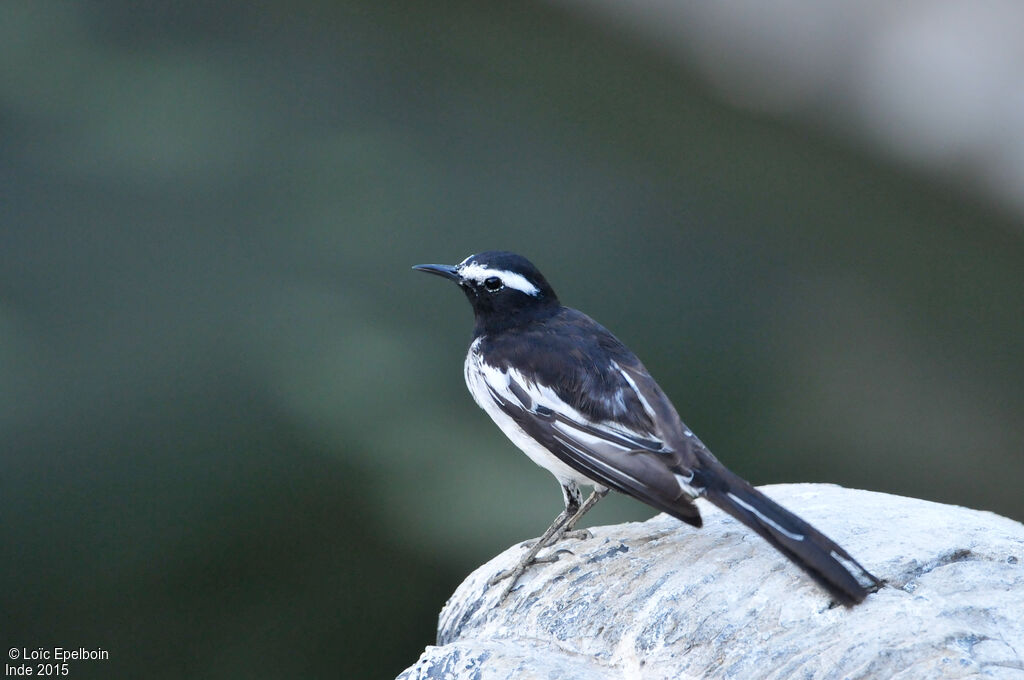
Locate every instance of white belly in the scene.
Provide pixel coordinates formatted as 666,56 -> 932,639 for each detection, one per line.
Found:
464,339 -> 594,487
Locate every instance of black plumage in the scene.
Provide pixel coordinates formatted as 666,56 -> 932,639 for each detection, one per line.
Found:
414,251 -> 879,606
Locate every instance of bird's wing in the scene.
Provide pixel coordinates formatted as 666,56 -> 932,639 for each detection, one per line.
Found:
478,360 -> 704,526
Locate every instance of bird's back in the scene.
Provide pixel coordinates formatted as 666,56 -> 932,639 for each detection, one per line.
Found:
475,307 -> 662,433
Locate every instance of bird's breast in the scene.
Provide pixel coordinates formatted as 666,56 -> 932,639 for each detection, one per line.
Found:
462,337 -> 595,487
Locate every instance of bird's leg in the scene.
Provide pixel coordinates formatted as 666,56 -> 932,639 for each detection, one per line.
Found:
518,492 -> 598,546
489,483 -> 582,599
489,485 -> 609,602
561,486 -> 609,539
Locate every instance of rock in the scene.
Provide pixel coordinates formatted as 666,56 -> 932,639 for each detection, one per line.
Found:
398,484 -> 1024,679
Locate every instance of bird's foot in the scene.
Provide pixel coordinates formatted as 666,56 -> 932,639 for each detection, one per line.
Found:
518,528 -> 590,549
488,547 -> 574,602
562,529 -> 592,541
489,490 -> 608,605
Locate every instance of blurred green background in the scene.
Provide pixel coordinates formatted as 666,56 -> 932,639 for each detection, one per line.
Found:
2,2 -> 1022,678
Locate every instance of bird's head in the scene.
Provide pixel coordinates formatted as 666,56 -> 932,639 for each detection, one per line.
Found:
413,251 -> 560,333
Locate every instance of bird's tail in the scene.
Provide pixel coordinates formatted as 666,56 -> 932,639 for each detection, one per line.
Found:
696,462 -> 879,606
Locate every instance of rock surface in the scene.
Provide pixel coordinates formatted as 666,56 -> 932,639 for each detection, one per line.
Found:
398,484 -> 1024,679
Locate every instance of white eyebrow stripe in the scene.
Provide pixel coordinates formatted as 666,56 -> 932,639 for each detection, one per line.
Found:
458,263 -> 540,296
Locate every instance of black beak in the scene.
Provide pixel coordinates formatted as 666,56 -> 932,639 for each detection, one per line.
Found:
412,263 -> 461,282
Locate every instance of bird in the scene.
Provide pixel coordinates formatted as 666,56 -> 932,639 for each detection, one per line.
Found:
413,250 -> 879,606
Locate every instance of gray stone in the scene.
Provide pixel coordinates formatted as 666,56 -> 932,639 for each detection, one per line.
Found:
399,484 -> 1024,679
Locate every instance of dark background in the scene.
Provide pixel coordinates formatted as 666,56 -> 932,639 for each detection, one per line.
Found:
2,2 -> 1021,678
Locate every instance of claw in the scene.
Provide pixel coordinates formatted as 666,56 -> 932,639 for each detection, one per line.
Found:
531,550 -> 567,564
562,529 -> 592,541
488,568 -> 515,586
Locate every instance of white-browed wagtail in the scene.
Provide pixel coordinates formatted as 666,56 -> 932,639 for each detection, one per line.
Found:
414,251 -> 879,606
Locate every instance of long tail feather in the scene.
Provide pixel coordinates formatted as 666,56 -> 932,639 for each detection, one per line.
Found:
695,463 -> 879,606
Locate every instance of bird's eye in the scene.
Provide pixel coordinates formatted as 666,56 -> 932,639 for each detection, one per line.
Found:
483,276 -> 503,291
